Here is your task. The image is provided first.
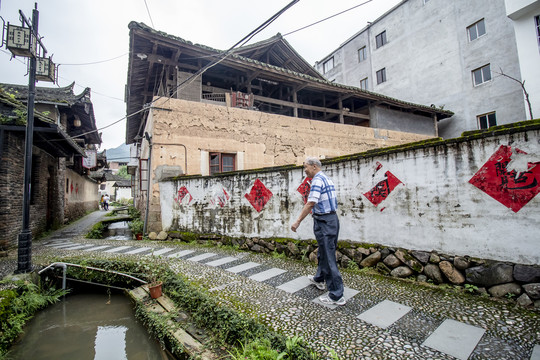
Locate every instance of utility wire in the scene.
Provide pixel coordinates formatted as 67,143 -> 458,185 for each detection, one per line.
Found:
69,0 -> 300,142
58,53 -> 128,66
143,0 -> 155,28
283,0 -> 373,37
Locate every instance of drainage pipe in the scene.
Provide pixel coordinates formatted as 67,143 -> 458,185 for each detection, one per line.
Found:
38,262 -> 148,287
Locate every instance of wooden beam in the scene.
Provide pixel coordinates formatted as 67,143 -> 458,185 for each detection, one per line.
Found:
253,94 -> 370,120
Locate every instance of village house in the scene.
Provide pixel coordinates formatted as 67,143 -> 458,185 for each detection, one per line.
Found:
124,21 -> 453,231
0,83 -> 102,249
314,0 -> 540,138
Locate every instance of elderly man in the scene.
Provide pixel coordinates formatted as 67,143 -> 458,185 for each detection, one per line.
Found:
291,157 -> 345,306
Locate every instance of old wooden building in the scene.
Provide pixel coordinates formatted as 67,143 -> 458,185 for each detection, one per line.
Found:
124,22 -> 453,231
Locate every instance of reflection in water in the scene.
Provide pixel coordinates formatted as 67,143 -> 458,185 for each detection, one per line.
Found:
9,293 -> 171,360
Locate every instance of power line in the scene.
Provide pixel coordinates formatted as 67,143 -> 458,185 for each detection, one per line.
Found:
283,0 -> 373,37
58,53 -> 128,66
143,0 -> 155,28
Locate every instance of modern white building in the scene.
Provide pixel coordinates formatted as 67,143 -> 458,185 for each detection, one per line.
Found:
315,0 -> 538,139
505,0 -> 540,121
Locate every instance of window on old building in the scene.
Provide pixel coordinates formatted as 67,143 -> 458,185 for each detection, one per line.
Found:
360,77 -> 368,90
323,57 -> 334,73
376,68 -> 386,84
358,46 -> 367,62
472,64 -> 491,86
210,153 -> 235,175
468,19 -> 486,41
477,112 -> 497,129
375,31 -> 387,48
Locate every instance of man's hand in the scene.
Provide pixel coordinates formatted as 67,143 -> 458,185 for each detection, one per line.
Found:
291,221 -> 301,232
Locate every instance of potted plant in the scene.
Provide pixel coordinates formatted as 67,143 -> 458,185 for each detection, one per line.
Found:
147,265 -> 165,299
129,218 -> 144,240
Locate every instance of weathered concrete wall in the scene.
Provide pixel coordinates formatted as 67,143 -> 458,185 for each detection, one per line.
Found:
159,122 -> 540,265
142,97 -> 433,231
64,169 -> 99,222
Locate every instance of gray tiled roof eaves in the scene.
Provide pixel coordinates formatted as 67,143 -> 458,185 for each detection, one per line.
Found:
129,21 -> 453,117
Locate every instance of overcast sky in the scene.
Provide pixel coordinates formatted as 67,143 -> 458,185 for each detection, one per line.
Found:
0,0 -> 401,150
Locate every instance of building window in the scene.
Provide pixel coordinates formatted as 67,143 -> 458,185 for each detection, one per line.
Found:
360,77 -> 368,90
358,46 -> 367,62
375,31 -> 387,48
376,68 -> 386,84
472,64 -> 491,86
536,15 -> 540,50
467,19 -> 486,41
323,57 -> 334,73
210,153 -> 235,175
477,112 -> 497,129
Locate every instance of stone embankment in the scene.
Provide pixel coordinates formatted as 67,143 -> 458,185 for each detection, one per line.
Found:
148,230 -> 540,309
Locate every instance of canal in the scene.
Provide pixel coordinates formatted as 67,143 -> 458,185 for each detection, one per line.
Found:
8,291 -> 174,359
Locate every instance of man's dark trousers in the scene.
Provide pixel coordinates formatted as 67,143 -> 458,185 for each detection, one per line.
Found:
312,212 -> 344,301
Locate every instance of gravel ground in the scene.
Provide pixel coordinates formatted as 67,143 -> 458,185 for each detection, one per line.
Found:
2,210 -> 539,360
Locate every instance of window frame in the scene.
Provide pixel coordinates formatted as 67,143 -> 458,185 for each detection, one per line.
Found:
467,19 -> 486,42
209,152 -> 236,175
375,31 -> 387,49
477,112 -> 497,130
535,15 -> 540,50
360,77 -> 368,90
376,68 -> 386,84
323,57 -> 334,73
472,64 -> 492,86
358,46 -> 367,62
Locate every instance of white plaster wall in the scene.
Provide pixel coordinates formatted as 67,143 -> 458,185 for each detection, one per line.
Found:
505,0 -> 540,119
160,127 -> 540,265
315,0 -> 527,138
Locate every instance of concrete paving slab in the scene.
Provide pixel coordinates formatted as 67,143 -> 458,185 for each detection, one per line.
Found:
249,268 -> 287,282
530,345 -> 540,360
186,253 -> 217,262
206,256 -> 238,267
48,243 -> 76,249
104,246 -> 132,253
84,245 -> 111,252
147,248 -> 175,256
225,262 -> 261,274
59,244 -> 96,251
422,319 -> 485,360
357,299 -> 412,329
45,241 -> 71,246
124,247 -> 153,255
276,276 -> 312,293
168,250 -> 195,258
312,287 -> 360,309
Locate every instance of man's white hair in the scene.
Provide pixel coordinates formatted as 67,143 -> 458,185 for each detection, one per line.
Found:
304,156 -> 321,167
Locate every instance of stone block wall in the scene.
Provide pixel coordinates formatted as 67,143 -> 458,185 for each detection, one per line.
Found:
0,132 -> 63,249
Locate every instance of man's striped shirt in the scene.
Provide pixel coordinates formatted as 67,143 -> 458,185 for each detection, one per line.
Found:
307,171 -> 338,214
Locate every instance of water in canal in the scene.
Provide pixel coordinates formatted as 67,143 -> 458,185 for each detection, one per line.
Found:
8,292 -> 174,360
103,221 -> 132,240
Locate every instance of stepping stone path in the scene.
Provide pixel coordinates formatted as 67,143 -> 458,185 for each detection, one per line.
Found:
45,240 -> 540,360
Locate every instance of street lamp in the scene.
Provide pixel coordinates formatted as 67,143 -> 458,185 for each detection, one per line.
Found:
2,3 -> 55,273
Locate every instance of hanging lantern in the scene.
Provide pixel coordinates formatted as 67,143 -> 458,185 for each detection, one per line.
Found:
73,115 -> 82,127
36,57 -> 56,83
6,24 -> 37,58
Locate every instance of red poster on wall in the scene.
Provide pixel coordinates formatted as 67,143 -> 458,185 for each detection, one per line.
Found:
469,145 -> 540,212
363,171 -> 403,207
245,178 -> 273,212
